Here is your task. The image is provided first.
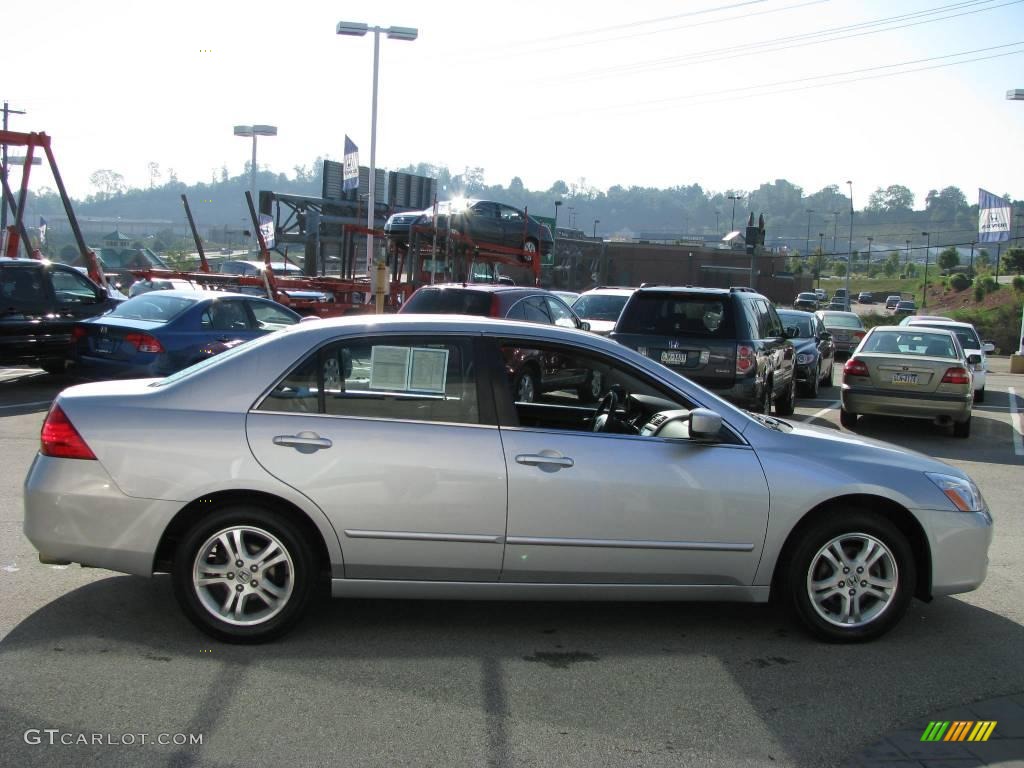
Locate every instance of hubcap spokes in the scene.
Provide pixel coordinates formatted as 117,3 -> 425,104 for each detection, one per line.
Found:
806,533 -> 897,628
193,525 -> 294,627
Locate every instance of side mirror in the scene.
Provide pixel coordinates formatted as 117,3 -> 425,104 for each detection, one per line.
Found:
982,341 -> 995,353
579,320 -> 591,332
967,353 -> 982,365
689,408 -> 723,440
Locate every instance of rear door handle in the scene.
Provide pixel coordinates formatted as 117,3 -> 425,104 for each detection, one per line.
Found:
515,453 -> 574,469
272,432 -> 332,451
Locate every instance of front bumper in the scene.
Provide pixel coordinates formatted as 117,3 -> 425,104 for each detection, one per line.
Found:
842,386 -> 972,422
23,454 -> 181,576
915,506 -> 992,597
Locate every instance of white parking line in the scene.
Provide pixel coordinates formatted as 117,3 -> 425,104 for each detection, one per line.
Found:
802,401 -> 840,422
1009,387 -> 1023,457
0,400 -> 52,411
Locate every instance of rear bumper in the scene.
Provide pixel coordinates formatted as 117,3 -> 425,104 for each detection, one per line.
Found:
702,376 -> 758,408
841,385 -> 972,421
914,506 -> 992,597
73,354 -> 166,379
23,454 -> 181,576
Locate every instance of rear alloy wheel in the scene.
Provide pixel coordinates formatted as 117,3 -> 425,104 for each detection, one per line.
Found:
839,408 -> 858,429
513,368 -> 538,403
775,376 -> 796,416
786,512 -> 914,642
953,415 -> 971,438
172,505 -> 316,643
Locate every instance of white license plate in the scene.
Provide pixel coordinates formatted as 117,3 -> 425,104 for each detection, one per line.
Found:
660,351 -> 685,365
95,338 -> 116,354
891,372 -> 918,384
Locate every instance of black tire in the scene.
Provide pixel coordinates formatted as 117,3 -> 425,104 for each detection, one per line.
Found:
805,365 -> 820,398
512,367 -> 539,403
172,505 -> 317,643
840,408 -> 858,429
41,359 -> 66,376
755,381 -> 772,414
953,415 -> 971,438
577,369 -> 602,404
784,511 -> 915,642
975,387 -> 984,404
822,359 -> 834,388
775,376 -> 796,416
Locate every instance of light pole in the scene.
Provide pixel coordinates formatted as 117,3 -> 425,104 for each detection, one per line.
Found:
845,181 -> 853,309
593,219 -> 600,239
233,124 -> 277,251
337,21 -> 418,271
553,200 -> 562,261
715,210 -> 720,235
832,210 -> 840,255
866,236 -> 873,273
817,232 -> 824,289
906,239 -> 911,274
805,208 -> 814,258
728,194 -> 742,232
921,231 -> 931,307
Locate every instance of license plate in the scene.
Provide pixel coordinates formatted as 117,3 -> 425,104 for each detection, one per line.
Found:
891,372 -> 918,384
660,351 -> 685,365
95,338 -> 116,354
835,333 -> 849,341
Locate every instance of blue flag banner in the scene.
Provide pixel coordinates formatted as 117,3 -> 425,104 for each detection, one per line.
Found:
258,214 -> 275,249
978,188 -> 1010,243
343,136 -> 359,192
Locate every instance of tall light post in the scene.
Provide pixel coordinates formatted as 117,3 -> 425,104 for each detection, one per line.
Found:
906,239 -> 912,274
866,236 -> 873,273
921,231 -> 931,307
728,194 -> 742,232
817,232 -> 825,289
553,200 -> 562,261
715,210 -> 720,235
845,181 -> 854,309
832,210 -> 840,255
805,208 -> 814,258
233,124 -> 277,251
337,21 -> 418,270
593,219 -> 600,239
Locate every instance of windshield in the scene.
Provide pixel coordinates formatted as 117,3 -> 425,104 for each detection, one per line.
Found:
109,294 -> 196,322
572,294 -> 630,322
820,312 -> 863,329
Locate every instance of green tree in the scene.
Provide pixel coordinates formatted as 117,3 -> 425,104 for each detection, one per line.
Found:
1003,247 -> 1024,275
834,263 -> 847,277
88,169 -> 125,200
976,249 -> 992,270
884,251 -> 900,277
866,184 -> 914,212
938,246 -> 960,272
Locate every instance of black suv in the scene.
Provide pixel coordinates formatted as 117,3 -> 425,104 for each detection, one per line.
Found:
610,286 -> 797,414
0,259 -> 121,374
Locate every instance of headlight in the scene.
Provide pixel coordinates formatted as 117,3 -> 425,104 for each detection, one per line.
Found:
926,472 -> 985,512
796,353 -> 815,364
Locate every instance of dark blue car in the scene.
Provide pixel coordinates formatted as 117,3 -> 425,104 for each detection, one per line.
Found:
72,290 -> 301,378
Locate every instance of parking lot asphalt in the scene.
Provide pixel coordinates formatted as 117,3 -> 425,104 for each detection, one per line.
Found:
0,363 -> 1021,768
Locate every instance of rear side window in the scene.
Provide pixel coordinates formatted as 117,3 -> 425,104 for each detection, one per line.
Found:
402,288 -> 493,316
111,294 -> 196,322
617,293 -> 736,338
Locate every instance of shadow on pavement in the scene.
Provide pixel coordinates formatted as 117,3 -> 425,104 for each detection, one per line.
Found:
1,575 -> 1023,767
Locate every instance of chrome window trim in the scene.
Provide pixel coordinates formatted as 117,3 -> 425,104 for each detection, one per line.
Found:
250,410 -> 500,431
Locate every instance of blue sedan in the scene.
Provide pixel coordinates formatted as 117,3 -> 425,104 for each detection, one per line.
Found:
72,290 -> 301,378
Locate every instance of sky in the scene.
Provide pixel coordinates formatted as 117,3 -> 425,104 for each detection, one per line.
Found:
2,0 -> 1023,208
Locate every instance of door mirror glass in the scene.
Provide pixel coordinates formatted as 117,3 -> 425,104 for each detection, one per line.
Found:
982,341 -> 995,353
967,353 -> 982,365
580,321 -> 591,332
689,408 -> 723,439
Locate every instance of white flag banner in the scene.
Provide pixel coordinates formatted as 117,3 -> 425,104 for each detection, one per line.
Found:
258,214 -> 275,249
978,188 -> 1011,243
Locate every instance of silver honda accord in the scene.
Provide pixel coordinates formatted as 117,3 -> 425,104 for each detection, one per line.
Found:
23,315 -> 992,643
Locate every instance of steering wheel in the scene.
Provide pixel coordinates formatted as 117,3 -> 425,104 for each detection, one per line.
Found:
591,387 -> 620,433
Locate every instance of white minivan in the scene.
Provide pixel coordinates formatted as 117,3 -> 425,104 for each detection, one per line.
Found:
905,318 -> 994,402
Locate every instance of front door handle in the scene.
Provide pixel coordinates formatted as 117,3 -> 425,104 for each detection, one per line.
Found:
515,453 -> 574,469
272,432 -> 332,452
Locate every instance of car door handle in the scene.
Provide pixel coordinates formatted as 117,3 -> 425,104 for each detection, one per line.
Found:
515,453 -> 574,469
272,433 -> 333,451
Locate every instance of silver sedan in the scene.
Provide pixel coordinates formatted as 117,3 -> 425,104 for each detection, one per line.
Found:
23,316 -> 991,643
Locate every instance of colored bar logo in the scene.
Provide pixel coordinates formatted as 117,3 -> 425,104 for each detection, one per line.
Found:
921,721 -> 997,742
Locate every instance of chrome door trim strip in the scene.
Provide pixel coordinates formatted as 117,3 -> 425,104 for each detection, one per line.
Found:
505,536 -> 754,552
344,529 -> 504,544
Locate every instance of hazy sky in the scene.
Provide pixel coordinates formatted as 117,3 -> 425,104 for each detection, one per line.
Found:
3,0 -> 1023,207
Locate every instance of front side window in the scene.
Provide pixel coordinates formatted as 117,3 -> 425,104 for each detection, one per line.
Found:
498,205 -> 523,222
249,301 -> 299,330
258,336 -> 479,425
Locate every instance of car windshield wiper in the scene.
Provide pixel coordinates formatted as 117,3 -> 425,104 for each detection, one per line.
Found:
746,411 -> 788,431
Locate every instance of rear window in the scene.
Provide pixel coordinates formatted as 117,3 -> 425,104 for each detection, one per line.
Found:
863,331 -> 958,358
797,293 -> 817,301
401,288 -> 493,316
913,324 -> 980,350
820,313 -> 864,329
617,292 -> 736,338
110,294 -> 196,323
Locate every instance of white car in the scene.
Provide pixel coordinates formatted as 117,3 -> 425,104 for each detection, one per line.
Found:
904,318 -> 993,402
570,286 -> 636,335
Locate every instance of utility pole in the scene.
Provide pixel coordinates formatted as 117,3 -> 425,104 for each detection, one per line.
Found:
805,208 -> 814,258
817,232 -> 824,289
866,236 -> 873,273
728,194 -> 742,232
832,210 -> 840,255
845,181 -> 854,310
921,231 -> 931,308
1,101 -> 28,236
906,240 -> 911,274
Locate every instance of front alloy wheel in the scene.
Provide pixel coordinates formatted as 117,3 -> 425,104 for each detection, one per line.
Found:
173,506 -> 315,643
786,512 -> 914,642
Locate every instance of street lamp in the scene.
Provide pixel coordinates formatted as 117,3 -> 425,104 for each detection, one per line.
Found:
805,208 -> 814,258
845,181 -> 853,309
715,210 -> 720,234
233,124 -> 277,251
817,232 -> 824,289
728,194 -> 742,232
921,231 -> 931,307
337,20 -> 418,271
832,210 -> 840,255
553,200 -> 562,260
866,236 -> 873,273
906,239 -> 911,273
593,219 -> 600,239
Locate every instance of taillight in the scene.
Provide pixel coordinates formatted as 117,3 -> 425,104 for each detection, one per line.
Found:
735,344 -> 755,375
40,404 -> 96,460
844,358 -> 869,380
941,367 -> 970,385
852,330 -> 866,342
71,325 -> 88,341
124,332 -> 164,353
